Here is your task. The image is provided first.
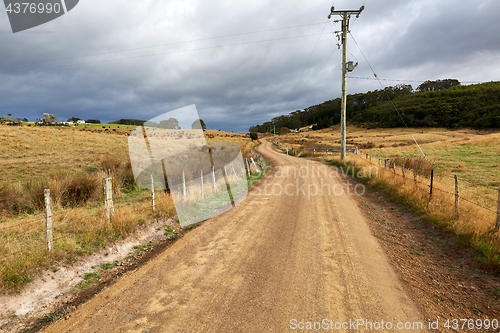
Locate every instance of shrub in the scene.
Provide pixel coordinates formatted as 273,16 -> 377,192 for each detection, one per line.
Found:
60,174 -> 101,207
100,153 -> 121,174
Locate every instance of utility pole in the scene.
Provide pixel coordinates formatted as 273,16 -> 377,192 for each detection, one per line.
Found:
328,5 -> 364,160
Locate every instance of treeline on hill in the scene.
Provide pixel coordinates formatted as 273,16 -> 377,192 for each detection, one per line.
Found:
249,80 -> 500,132
110,119 -> 147,126
111,118 -> 207,130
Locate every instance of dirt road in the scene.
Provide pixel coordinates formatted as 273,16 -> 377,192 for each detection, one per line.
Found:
45,140 -> 427,332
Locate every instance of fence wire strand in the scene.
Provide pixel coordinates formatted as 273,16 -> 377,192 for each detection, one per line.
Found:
353,150 -> 499,215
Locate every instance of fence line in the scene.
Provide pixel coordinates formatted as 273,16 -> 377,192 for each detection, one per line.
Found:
1,155 -> 268,259
351,149 -> 500,228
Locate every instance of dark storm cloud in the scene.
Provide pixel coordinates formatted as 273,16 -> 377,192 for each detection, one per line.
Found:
383,0 -> 500,69
0,0 -> 499,132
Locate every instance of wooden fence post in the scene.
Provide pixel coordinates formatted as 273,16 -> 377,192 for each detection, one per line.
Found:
245,158 -> 251,177
151,174 -> 155,212
182,170 -> 186,198
104,176 -> 114,221
393,163 -> 396,174
250,157 -> 261,173
402,164 -> 406,179
495,188 -> 500,232
385,159 -> 389,169
44,189 -> 53,252
231,165 -> 238,180
413,167 -> 417,184
201,170 -> 204,200
454,174 -> 459,217
212,166 -> 217,193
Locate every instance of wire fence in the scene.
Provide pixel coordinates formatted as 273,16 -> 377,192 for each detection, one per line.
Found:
352,149 -> 500,231
0,157 -> 265,262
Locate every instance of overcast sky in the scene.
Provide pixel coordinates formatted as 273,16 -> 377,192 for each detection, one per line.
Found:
1,0 -> 500,132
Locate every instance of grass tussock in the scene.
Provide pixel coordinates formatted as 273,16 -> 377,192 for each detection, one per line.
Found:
391,156 -> 436,177
326,154 -> 500,272
0,173 -> 103,215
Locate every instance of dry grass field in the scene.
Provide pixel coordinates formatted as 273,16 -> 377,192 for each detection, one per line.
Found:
0,125 -> 131,183
0,124 -> 255,291
277,125 -> 500,192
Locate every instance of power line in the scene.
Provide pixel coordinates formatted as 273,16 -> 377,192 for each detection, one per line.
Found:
348,76 -> 480,85
0,22 -> 328,70
4,32 -> 333,73
291,21 -> 330,94
348,31 -> 426,157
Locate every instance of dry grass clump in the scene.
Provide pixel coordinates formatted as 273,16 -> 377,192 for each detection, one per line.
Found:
0,173 -> 104,215
100,153 -> 122,174
391,156 -> 436,177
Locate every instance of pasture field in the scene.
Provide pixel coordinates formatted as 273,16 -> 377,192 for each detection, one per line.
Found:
0,126 -> 252,183
0,124 -> 255,291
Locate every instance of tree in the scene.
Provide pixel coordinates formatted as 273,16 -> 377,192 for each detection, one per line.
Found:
279,127 -> 290,135
191,119 -> 206,130
110,119 -> 146,126
159,118 -> 181,129
249,132 -> 258,141
42,113 -> 56,124
67,117 -> 80,122
86,119 -> 101,124
417,79 -> 460,92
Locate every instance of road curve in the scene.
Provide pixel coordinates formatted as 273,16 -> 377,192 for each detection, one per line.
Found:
45,140 -> 427,332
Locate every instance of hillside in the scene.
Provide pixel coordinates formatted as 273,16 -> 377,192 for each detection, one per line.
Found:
250,80 -> 500,132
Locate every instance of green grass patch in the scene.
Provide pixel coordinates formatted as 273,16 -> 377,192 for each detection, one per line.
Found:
77,272 -> 100,289
133,242 -> 153,252
41,308 -> 69,323
100,262 -> 118,270
167,234 -> 178,241
164,226 -> 174,236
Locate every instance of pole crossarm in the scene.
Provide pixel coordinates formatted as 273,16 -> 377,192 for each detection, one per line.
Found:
331,10 -> 362,15
328,6 -> 364,19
